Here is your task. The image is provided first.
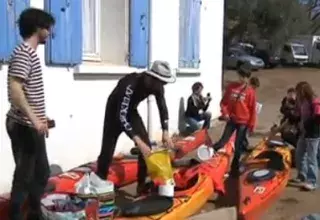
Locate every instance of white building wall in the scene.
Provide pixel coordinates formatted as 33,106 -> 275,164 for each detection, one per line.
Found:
0,0 -> 224,192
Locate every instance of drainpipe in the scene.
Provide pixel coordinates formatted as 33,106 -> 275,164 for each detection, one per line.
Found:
147,0 -> 153,140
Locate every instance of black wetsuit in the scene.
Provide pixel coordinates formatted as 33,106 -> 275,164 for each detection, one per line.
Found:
96,72 -> 169,185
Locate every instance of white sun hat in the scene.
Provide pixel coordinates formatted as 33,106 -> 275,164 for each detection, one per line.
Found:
145,60 -> 176,83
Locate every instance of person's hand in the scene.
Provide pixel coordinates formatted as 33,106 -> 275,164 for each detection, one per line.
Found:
218,115 -> 229,121
33,118 -> 49,137
133,136 -> 152,158
248,126 -> 254,136
162,130 -> 174,149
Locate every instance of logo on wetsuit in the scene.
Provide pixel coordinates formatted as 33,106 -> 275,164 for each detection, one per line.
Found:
120,85 -> 134,131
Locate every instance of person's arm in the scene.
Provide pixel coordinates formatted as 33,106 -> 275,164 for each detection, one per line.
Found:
8,51 -> 38,124
220,85 -> 231,117
280,98 -> 287,115
202,98 -> 211,111
154,86 -> 169,131
248,90 -> 257,132
186,96 -> 200,117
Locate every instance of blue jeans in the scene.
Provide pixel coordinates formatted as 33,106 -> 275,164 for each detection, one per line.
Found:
296,137 -> 320,185
305,138 -> 320,186
185,112 -> 212,133
295,137 -> 308,181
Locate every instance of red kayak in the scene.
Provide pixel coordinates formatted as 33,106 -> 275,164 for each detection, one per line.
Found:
0,130 -> 208,219
174,129 -> 209,158
38,133 -> 235,219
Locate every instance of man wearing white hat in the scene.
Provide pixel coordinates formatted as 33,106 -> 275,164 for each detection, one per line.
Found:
94,60 -> 176,194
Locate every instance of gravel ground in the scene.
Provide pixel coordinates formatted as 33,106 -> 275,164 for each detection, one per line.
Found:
118,67 -> 320,219
220,68 -> 320,220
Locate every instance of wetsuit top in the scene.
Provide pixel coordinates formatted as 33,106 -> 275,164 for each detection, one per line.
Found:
109,72 -> 169,138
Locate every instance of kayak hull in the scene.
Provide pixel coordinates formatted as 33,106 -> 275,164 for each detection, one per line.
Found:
115,134 -> 235,219
0,131 -> 210,219
174,129 -> 209,159
116,174 -> 213,220
238,139 -> 292,220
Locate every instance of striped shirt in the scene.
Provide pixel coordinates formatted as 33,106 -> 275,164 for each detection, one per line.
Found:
7,42 -> 46,126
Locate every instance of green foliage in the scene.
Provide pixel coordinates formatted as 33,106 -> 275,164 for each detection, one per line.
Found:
225,0 -> 320,50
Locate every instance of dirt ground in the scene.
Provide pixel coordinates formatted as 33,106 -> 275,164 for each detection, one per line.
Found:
118,67 -> 320,219
220,67 -> 320,220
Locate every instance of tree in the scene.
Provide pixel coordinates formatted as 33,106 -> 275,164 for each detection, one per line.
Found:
225,0 -> 320,51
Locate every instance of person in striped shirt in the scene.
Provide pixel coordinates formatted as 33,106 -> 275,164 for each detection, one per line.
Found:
6,8 -> 55,220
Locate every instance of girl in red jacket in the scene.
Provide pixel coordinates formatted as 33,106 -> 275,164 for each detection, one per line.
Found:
212,67 -> 257,176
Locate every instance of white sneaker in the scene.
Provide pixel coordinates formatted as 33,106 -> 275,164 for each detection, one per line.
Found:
89,172 -> 114,195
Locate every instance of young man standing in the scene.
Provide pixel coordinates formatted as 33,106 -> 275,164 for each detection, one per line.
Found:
212,67 -> 257,176
6,8 -> 55,220
94,60 -> 176,195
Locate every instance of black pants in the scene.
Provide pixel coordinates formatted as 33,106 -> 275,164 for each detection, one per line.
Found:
212,120 -> 247,174
96,102 -> 151,186
6,117 -> 50,220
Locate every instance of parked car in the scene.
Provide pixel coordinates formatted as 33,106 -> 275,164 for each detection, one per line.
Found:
252,49 -> 280,68
225,48 -> 265,70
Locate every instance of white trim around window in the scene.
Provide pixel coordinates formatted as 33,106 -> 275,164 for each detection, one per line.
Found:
82,0 -> 101,61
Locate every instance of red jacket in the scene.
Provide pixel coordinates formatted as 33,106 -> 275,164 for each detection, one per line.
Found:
220,82 -> 257,131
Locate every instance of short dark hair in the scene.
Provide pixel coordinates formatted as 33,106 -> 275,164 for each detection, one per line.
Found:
237,65 -> 251,78
287,87 -> 295,93
192,82 -> 203,92
18,8 -> 55,39
249,77 -> 260,88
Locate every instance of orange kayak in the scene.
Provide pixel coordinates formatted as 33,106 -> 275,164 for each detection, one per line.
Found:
174,129 -> 210,158
0,131 -> 209,219
0,157 -> 138,220
238,138 -> 292,220
115,134 -> 235,219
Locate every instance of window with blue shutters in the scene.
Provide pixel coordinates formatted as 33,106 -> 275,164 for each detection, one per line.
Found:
43,0 -> 149,69
45,0 -> 82,66
179,0 -> 201,69
0,0 -> 30,62
129,0 -> 150,68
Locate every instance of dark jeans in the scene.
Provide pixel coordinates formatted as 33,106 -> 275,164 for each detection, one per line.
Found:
96,103 -> 151,186
6,117 -> 50,220
212,120 -> 247,174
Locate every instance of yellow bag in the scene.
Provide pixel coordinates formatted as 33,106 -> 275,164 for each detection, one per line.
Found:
145,149 -> 174,182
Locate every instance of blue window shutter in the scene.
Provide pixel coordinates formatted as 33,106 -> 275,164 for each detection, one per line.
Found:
0,0 -> 30,62
191,0 -> 201,68
45,0 -> 82,66
179,0 -> 201,68
129,0 -> 150,68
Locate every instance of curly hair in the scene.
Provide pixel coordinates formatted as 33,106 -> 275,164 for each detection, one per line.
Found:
295,81 -> 315,102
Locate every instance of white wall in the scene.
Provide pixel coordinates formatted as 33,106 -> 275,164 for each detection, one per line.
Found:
0,0 -> 224,192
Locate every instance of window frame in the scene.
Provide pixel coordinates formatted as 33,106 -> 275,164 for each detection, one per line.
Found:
82,0 -> 101,62
177,0 -> 201,73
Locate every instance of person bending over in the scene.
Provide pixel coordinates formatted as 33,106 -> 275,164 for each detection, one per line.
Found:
185,82 -> 212,133
212,67 -> 256,176
95,61 -> 175,195
280,87 -> 296,125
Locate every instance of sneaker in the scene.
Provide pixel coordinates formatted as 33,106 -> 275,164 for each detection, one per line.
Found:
89,172 -> 114,195
301,183 -> 317,191
289,178 -> 304,184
